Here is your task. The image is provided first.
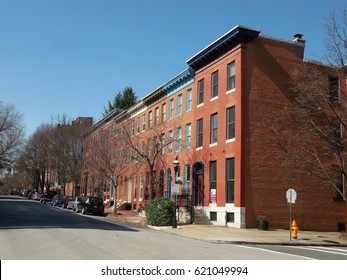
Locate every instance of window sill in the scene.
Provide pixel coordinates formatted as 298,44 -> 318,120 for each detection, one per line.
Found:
197,103 -> 204,108
196,147 -> 202,151
210,96 -> 218,102
209,143 -> 217,147
226,89 -> 236,95
226,138 -> 236,143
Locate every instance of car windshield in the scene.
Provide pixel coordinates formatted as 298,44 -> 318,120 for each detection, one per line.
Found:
89,197 -> 103,204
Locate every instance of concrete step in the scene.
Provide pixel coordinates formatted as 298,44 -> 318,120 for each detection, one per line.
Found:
194,208 -> 212,225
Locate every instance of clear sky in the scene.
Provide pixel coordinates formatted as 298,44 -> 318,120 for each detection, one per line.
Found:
0,0 -> 346,137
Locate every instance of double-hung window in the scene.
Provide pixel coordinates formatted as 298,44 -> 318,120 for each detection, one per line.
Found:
176,127 -> 182,152
211,71 -> 218,98
155,107 -> 159,125
226,106 -> 235,140
227,62 -> 235,91
226,158 -> 235,203
186,89 -> 192,112
177,94 -> 182,116
210,113 -> 218,144
148,111 -> 153,128
196,119 -> 203,148
168,130 -> 173,154
162,103 -> 166,122
185,123 -> 191,149
210,161 -> 217,203
142,115 -> 146,131
198,79 -> 204,105
169,99 -> 174,120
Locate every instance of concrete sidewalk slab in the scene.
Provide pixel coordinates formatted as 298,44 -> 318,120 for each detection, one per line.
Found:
104,209 -> 347,246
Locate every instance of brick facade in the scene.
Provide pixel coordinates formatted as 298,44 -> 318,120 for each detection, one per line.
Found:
81,26 -> 347,231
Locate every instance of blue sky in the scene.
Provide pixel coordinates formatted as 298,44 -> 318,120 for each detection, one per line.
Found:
0,0 -> 346,137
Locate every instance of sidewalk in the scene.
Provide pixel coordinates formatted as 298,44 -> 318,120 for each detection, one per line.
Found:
104,209 -> 347,246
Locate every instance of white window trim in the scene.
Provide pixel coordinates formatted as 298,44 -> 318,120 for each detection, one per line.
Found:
226,138 -> 236,143
226,88 -> 236,95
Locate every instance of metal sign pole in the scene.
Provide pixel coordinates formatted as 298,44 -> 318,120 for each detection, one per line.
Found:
289,191 -> 292,241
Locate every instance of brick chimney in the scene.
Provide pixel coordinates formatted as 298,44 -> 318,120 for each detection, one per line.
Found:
293,33 -> 306,45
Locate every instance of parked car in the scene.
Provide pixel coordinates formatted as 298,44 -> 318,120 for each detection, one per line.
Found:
76,196 -> 104,216
40,191 -> 57,203
61,196 -> 75,208
67,196 -> 83,211
51,194 -> 65,207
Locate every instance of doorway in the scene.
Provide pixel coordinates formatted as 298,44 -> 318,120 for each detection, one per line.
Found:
192,162 -> 204,206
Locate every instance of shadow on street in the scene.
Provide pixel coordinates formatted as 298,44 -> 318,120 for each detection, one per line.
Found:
0,199 -> 138,232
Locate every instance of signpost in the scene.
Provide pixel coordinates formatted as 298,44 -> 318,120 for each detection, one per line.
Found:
286,189 -> 297,241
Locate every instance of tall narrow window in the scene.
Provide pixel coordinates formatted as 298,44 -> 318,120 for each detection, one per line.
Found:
226,158 -> 235,203
329,76 -> 339,104
139,174 -> 143,199
169,99 -> 174,120
177,94 -> 182,116
176,127 -> 182,152
210,161 -> 217,203
196,118 -> 203,148
168,130 -> 173,154
186,89 -> 192,112
160,133 -> 165,155
155,107 -> 159,125
227,61 -> 235,91
162,103 -> 166,122
136,118 -> 140,134
226,106 -> 235,140
185,123 -> 191,149
210,113 -> 218,144
211,71 -> 219,98
184,164 -> 190,195
133,175 -> 137,200
148,111 -> 153,128
198,79 -> 204,105
142,115 -> 146,131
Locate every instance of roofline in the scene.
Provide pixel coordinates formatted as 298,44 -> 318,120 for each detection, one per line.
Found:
186,25 -> 260,70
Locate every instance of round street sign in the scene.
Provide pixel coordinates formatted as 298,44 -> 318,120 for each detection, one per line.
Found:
286,189 -> 297,203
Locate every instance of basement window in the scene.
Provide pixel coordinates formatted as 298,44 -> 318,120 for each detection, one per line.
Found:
210,212 -> 217,221
226,212 -> 235,223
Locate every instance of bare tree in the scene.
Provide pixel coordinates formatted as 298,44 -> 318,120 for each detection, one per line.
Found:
0,101 -> 24,168
84,127 -> 129,214
121,119 -> 178,200
48,115 -> 88,195
261,62 -> 346,201
21,124 -> 53,192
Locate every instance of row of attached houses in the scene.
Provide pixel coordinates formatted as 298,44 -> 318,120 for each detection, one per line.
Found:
81,25 -> 347,231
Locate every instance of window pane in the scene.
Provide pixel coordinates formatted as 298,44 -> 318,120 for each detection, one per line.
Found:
186,89 -> 192,112
198,79 -> 204,105
226,158 -> 235,203
210,113 -> 218,144
212,71 -> 218,98
227,62 -> 235,91
227,107 -> 235,139
196,119 -> 203,147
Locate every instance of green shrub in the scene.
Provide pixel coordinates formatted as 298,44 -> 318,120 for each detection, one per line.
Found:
144,197 -> 175,226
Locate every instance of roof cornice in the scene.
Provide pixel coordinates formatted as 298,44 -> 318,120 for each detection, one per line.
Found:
186,25 -> 260,70
163,68 -> 195,95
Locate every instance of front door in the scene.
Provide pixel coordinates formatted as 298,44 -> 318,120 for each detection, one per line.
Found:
192,162 -> 204,206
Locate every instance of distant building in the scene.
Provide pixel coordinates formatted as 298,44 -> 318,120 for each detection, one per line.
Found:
81,26 -> 347,231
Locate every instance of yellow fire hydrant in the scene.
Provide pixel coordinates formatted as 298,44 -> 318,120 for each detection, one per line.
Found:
291,219 -> 299,239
